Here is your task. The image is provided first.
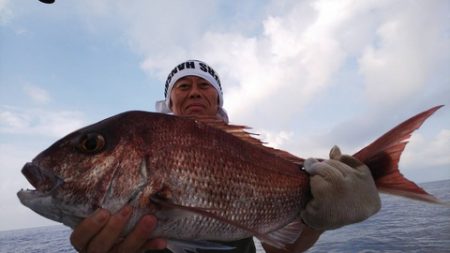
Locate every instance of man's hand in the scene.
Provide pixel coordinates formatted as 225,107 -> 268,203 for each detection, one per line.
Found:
70,206 -> 167,253
301,146 -> 381,230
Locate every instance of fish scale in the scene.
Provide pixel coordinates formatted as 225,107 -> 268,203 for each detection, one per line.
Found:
151,139 -> 308,241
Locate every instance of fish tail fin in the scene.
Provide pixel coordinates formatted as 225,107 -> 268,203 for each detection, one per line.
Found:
352,105 -> 444,204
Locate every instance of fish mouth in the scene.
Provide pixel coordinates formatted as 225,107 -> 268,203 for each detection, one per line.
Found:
17,163 -> 87,228
19,162 -> 64,196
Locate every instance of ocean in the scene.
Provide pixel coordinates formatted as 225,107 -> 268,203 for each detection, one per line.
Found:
1,180 -> 449,253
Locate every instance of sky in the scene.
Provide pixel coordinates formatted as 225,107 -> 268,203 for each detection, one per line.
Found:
0,0 -> 449,231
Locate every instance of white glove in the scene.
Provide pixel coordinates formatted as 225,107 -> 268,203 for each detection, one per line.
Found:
301,146 -> 381,230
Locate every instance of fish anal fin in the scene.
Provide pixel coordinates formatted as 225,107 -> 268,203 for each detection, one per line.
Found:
261,226 -> 324,253
167,239 -> 235,253
258,220 -> 304,249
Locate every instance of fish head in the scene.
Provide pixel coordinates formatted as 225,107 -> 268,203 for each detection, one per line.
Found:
17,111 -> 156,228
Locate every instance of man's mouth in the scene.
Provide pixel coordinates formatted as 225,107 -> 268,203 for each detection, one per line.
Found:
186,104 -> 205,110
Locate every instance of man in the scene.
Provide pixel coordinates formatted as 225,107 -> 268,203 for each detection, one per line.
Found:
70,60 -> 381,253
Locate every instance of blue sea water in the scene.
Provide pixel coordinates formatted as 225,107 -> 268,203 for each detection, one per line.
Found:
1,180 -> 449,253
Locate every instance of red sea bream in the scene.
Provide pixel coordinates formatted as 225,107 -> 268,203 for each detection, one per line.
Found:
17,106 -> 444,252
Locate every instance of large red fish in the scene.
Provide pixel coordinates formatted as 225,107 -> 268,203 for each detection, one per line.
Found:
17,106 -> 443,252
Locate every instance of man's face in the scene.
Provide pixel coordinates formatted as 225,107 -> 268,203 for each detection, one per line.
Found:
169,76 -> 219,117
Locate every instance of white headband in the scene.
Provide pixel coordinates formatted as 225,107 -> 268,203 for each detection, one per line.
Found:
155,60 -> 228,122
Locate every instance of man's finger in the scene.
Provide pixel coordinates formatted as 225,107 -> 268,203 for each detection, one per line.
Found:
70,209 -> 110,252
329,145 -> 342,160
339,155 -> 367,169
116,215 -> 158,253
140,238 -> 167,252
86,206 -> 132,253
305,159 -> 346,181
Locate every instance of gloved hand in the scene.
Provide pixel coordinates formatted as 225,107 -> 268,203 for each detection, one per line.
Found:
301,146 -> 381,230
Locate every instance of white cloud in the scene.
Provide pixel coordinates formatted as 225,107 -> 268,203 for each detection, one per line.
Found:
115,0 -> 218,71
113,0 -> 449,175
0,143 -> 39,199
0,0 -> 13,25
258,129 -> 294,149
358,0 -> 450,108
0,106 -> 86,138
22,84 -> 51,104
395,128 -> 450,183
71,0 -> 448,127
402,129 -> 450,168
0,105 -> 86,231
183,1 -> 350,127
0,142 -> 60,231
133,0 -> 449,130
60,0 -> 449,172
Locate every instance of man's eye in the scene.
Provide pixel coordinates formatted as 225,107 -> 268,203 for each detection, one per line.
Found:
199,83 -> 211,89
177,83 -> 190,90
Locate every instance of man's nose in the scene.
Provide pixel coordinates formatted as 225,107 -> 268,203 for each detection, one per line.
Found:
188,83 -> 201,98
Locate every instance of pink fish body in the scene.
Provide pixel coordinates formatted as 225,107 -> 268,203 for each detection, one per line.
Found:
17,106 -> 443,250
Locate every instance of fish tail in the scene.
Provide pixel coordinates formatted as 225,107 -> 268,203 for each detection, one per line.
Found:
352,105 -> 444,204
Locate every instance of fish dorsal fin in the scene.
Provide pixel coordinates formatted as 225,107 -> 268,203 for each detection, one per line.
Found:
150,194 -> 298,249
189,116 -> 305,165
261,146 -> 305,166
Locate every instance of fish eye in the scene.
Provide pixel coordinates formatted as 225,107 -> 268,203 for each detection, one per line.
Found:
78,133 -> 105,154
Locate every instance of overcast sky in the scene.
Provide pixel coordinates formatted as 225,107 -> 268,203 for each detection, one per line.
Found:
0,0 -> 449,231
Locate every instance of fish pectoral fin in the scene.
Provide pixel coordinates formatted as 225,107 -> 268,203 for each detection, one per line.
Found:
151,194 -> 291,245
258,219 -> 304,249
151,194 -> 305,249
167,239 -> 235,253
150,193 -> 222,212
